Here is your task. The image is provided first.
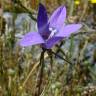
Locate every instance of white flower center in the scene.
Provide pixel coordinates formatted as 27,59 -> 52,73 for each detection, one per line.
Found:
48,27 -> 58,39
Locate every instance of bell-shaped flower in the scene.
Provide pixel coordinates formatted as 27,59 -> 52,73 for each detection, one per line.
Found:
19,3 -> 82,49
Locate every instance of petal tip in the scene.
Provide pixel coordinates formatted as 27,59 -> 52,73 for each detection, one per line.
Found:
39,3 -> 45,10
77,24 -> 82,29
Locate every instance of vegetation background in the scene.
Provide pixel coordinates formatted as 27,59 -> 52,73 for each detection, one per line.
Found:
0,0 -> 96,96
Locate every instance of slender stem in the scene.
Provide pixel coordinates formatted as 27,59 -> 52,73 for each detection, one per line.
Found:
22,54 -> 48,88
55,41 -> 65,55
22,62 -> 39,87
69,0 -> 74,16
56,44 -> 68,58
47,50 -> 53,75
51,50 -> 73,65
12,0 -> 37,21
18,2 -> 37,21
35,50 -> 45,96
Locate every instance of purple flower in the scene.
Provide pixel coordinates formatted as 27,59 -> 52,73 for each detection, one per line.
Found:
19,4 -> 82,49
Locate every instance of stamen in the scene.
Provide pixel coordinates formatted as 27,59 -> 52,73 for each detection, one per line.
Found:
49,27 -> 53,31
48,27 -> 58,39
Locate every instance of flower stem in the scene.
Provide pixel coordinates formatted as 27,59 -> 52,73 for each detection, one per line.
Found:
47,49 -> 53,75
51,50 -> 73,65
35,50 -> 45,96
22,53 -> 48,88
56,44 -> 68,58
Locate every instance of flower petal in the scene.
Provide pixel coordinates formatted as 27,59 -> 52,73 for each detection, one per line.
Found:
37,3 -> 50,38
43,37 -> 62,49
56,24 -> 82,37
49,6 -> 66,29
19,32 -> 45,47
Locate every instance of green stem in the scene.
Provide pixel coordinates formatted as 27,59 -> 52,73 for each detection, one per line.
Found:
56,44 -> 68,58
47,49 -> 53,75
35,50 -> 45,96
51,50 -> 73,65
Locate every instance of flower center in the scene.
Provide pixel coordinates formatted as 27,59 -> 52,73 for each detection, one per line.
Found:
48,27 -> 58,39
